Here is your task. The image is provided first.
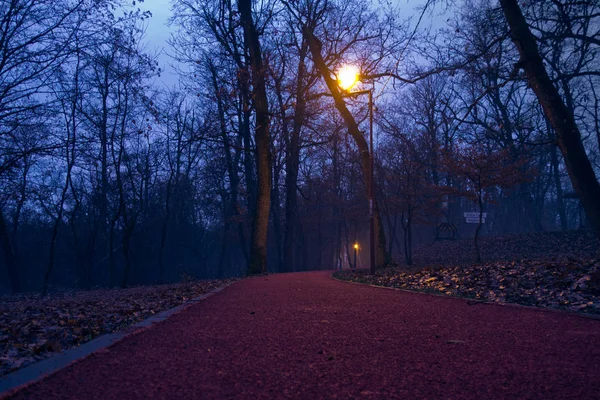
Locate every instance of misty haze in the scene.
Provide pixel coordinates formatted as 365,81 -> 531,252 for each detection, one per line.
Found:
0,0 -> 599,398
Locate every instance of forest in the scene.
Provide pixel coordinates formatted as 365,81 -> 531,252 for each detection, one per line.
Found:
0,0 -> 599,293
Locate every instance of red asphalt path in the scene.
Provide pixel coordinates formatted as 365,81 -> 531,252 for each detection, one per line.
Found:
3,271 -> 600,399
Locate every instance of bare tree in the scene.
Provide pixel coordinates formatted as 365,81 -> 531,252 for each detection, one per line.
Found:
441,145 -> 533,262
238,0 -> 272,275
500,0 -> 600,233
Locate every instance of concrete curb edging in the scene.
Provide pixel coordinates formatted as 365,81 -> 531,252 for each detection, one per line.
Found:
0,281 -> 237,397
330,273 -> 600,321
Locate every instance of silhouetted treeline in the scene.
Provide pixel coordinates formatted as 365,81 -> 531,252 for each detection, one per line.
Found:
1,0 -> 598,292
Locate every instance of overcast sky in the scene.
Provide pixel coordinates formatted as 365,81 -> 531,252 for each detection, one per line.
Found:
138,1 -> 178,88
136,0 -> 443,89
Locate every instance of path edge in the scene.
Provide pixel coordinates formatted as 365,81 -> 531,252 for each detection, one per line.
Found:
330,273 -> 600,321
0,281 -> 237,398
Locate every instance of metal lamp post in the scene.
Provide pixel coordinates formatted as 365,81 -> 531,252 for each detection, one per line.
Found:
337,66 -> 376,275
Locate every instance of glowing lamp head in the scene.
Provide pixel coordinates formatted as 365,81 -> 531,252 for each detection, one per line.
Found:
337,65 -> 360,91
354,243 -> 359,250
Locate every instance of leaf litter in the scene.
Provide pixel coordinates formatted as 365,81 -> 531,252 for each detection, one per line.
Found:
335,230 -> 600,315
0,279 -> 236,377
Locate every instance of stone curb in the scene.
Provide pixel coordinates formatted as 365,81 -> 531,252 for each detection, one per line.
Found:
0,281 -> 236,397
330,273 -> 600,321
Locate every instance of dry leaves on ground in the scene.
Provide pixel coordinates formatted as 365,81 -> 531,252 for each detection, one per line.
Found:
336,230 -> 600,315
0,279 -> 235,377
337,259 -> 600,314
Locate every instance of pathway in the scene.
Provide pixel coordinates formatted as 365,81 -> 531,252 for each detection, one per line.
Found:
3,271 -> 599,399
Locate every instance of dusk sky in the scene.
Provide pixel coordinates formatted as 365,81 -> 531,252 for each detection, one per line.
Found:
139,1 -> 178,88
136,0 -> 439,89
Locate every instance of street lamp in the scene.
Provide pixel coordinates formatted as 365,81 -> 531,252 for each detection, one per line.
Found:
337,66 -> 376,275
338,65 -> 360,91
353,243 -> 359,269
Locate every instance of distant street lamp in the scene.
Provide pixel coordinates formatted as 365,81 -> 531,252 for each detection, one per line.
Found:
353,243 -> 359,269
337,66 -> 376,275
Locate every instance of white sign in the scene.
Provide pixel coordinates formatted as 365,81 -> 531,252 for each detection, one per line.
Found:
466,218 -> 485,224
464,212 -> 487,218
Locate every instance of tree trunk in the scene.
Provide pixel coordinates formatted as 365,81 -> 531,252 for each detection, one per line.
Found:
401,210 -> 413,266
387,214 -> 398,258
0,209 -> 20,292
283,40 -> 309,273
241,85 -> 256,220
109,212 -> 119,287
81,230 -> 96,289
11,159 -> 28,261
474,191 -> 484,263
303,26 -> 388,268
342,219 -> 353,269
271,157 -> 284,271
332,131 -> 343,270
550,139 -> 567,231
158,176 -> 172,283
239,0 -> 271,275
121,223 -> 134,288
500,0 -> 600,234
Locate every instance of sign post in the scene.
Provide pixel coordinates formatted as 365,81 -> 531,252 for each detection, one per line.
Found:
464,212 -> 487,224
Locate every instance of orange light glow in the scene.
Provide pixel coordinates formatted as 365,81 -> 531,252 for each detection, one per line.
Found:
337,65 -> 360,91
